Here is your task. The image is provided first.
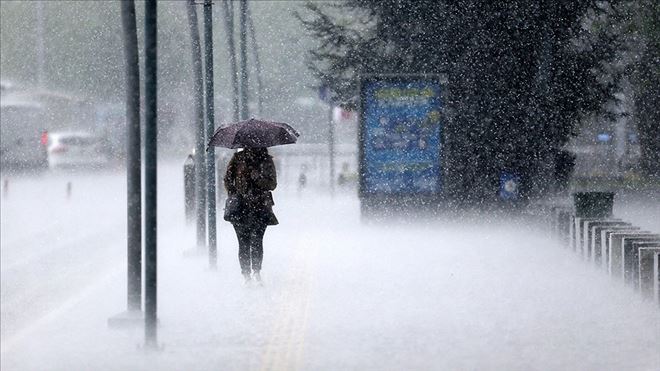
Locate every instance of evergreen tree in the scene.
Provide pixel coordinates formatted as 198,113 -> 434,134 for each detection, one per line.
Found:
298,0 -> 619,202
623,0 -> 659,178
589,0 -> 659,179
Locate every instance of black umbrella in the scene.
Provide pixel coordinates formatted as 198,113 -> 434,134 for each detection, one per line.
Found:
207,118 -> 300,149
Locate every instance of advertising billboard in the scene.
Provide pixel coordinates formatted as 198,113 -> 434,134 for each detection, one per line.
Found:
359,76 -> 444,197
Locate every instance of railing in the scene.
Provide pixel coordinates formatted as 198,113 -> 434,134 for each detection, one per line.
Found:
549,192 -> 660,308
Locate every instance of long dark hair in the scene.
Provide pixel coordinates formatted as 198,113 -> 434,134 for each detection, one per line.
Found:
244,147 -> 269,161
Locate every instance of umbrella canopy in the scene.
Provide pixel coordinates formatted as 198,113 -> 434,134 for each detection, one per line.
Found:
208,118 -> 300,149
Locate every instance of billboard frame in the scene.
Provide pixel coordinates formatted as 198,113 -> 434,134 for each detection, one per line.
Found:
358,74 -> 448,209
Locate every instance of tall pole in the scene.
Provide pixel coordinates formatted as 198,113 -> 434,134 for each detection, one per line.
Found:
143,0 -> 158,348
536,4 -> 555,196
328,105 -> 335,195
35,1 -> 45,87
222,0 -> 239,122
239,0 -> 249,120
204,0 -> 217,269
246,3 -> 263,117
120,0 -> 142,313
187,0 -> 207,248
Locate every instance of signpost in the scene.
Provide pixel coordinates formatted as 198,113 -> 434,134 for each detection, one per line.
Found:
319,85 -> 335,195
358,75 -> 445,214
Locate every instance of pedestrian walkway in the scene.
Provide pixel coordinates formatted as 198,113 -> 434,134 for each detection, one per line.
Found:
2,194 -> 660,371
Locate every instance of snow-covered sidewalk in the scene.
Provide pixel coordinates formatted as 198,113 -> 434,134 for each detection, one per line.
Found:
2,167 -> 659,370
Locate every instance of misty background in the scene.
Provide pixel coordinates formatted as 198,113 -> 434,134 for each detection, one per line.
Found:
0,1 -> 351,149
2,0 -> 657,202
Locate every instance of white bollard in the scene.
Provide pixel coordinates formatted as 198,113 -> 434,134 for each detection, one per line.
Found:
637,245 -> 660,300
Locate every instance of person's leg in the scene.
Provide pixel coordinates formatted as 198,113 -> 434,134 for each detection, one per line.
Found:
233,223 -> 252,277
250,223 -> 267,275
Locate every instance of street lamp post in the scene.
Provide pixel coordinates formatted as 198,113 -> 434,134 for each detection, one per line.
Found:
187,0 -> 207,249
143,0 -> 159,349
108,0 -> 143,329
35,1 -> 46,88
221,0 -> 239,123
204,0 -> 217,269
239,0 -> 249,120
119,0 -> 142,314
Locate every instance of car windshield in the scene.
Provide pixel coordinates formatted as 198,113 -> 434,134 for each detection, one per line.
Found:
59,136 -> 97,146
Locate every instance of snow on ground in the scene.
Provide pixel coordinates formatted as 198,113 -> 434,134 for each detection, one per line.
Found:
1,161 -> 659,371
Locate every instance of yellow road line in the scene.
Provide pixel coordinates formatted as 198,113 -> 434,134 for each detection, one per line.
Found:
259,238 -> 319,371
293,245 -> 319,371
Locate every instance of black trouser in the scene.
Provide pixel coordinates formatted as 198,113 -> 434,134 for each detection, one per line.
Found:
233,222 -> 267,275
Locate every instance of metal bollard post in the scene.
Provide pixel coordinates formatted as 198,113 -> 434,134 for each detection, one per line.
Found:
622,235 -> 660,284
581,219 -> 622,260
184,154 -> 195,224
66,181 -> 72,200
608,232 -> 654,278
590,222 -> 633,266
574,217 -> 602,257
636,245 -> 660,306
551,205 -> 571,243
635,242 -> 660,296
2,179 -> 8,199
600,226 -> 640,270
557,209 -> 572,247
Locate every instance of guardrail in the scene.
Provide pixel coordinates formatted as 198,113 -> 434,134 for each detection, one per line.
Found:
549,192 -> 660,308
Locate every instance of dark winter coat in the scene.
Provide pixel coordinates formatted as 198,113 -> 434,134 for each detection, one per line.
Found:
224,149 -> 278,225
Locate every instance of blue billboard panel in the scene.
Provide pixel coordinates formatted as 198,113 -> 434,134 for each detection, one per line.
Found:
361,79 -> 443,195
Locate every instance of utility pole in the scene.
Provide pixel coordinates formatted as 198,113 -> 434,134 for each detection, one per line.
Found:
320,85 -> 335,195
204,0 -> 217,269
35,1 -> 45,87
222,0 -> 239,122
187,0 -> 207,248
537,4 -> 555,196
329,104 -> 335,196
246,3 -> 263,117
239,0 -> 249,120
143,0 -> 158,349
119,0 -> 142,314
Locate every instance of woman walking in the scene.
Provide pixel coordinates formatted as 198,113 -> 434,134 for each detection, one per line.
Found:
224,147 -> 278,284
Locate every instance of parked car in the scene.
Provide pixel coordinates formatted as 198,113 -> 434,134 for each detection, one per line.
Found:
0,100 -> 49,171
47,131 -> 109,169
